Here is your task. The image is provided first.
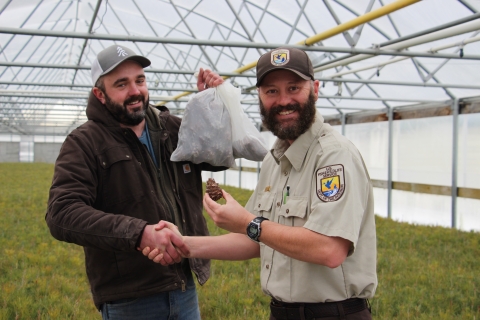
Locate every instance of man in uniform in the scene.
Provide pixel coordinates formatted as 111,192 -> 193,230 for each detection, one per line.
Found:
146,47 -> 377,320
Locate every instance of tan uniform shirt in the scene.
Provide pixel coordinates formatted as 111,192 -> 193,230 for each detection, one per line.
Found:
245,114 -> 377,303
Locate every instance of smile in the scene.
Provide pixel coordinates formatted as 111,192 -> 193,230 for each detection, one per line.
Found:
278,110 -> 294,115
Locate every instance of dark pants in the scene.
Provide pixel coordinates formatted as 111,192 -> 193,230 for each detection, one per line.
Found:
269,298 -> 372,320
270,308 -> 371,320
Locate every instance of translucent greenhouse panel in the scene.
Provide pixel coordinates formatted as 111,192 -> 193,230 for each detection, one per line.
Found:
20,136 -> 34,162
393,116 -> 453,186
345,121 -> 389,181
34,143 -> 62,163
458,113 -> 480,189
0,142 -> 20,162
457,198 -> 480,232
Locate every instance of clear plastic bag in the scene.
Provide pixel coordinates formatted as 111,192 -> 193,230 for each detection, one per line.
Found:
170,82 -> 268,167
216,82 -> 268,161
170,88 -> 235,167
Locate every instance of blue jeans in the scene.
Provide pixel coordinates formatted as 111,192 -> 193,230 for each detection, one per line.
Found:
101,273 -> 200,320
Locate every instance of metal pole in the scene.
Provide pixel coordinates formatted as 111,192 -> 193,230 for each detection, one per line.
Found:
387,106 -> 394,219
451,99 -> 459,228
239,158 -> 242,189
257,161 -> 261,184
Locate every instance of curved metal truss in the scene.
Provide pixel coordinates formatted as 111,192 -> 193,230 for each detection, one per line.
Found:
0,0 -> 479,136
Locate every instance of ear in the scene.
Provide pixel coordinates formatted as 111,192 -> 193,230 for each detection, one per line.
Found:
92,87 -> 106,104
313,80 -> 320,101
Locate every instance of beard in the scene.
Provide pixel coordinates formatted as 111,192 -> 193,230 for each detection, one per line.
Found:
103,92 -> 149,126
259,89 -> 317,141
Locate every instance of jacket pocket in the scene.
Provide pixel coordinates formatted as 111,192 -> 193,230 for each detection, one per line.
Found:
176,161 -> 200,191
98,146 -> 133,169
97,147 -> 143,207
278,197 -> 308,227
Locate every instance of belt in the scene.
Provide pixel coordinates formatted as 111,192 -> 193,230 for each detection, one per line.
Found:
270,298 -> 368,320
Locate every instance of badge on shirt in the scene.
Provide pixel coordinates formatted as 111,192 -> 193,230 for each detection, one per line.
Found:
183,164 -> 191,174
316,164 -> 345,202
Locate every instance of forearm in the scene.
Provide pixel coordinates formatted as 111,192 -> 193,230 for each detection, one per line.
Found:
259,222 -> 350,268
185,233 -> 259,260
46,200 -> 147,251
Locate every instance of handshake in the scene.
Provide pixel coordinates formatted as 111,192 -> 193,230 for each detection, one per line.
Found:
138,188 -> 255,265
137,220 -> 189,266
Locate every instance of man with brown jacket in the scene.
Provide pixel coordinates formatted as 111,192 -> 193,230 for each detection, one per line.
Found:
46,44 -> 224,319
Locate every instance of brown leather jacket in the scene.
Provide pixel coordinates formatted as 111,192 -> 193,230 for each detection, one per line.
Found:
46,91 -> 225,309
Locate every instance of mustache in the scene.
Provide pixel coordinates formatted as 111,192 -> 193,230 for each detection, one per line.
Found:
270,103 -> 300,113
123,94 -> 145,107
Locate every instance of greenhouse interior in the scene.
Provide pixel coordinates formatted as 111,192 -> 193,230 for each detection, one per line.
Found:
1,0 -> 479,232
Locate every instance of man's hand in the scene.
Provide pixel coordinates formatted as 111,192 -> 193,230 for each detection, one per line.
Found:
197,68 -> 224,91
138,221 -> 189,266
203,190 -> 255,234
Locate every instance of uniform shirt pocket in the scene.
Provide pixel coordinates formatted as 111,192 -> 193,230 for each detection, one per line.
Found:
278,197 -> 308,227
253,191 -> 275,220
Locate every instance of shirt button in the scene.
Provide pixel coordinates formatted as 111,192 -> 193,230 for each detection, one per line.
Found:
276,202 -> 281,207
266,264 -> 270,269
286,209 -> 289,214
126,155 -> 130,158
258,204 -> 261,208
163,133 -> 168,137
284,171 -> 288,176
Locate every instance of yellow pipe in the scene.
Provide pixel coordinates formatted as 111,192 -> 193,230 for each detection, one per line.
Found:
157,0 -> 420,105
157,61 -> 258,105
301,0 -> 421,46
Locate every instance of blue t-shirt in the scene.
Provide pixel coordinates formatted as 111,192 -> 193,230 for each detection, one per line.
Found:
138,122 -> 158,167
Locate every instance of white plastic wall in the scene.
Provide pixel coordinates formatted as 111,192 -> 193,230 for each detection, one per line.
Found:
203,114 -> 480,232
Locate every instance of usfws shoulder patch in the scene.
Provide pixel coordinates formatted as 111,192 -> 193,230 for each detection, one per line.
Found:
316,164 -> 345,202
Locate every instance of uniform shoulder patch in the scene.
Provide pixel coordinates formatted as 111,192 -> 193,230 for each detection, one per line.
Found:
316,164 -> 345,202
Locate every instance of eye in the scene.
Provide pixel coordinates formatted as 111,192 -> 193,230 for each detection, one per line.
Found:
265,88 -> 277,94
289,85 -> 300,92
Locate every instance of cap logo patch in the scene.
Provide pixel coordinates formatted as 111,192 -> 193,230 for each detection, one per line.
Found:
117,46 -> 128,57
316,164 -> 345,202
271,49 -> 290,66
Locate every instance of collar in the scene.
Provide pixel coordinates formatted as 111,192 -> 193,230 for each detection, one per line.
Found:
270,113 -> 324,171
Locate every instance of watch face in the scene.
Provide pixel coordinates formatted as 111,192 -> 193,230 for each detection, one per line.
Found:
249,225 -> 258,236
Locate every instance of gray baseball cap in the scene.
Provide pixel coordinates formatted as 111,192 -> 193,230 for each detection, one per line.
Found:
91,45 -> 151,86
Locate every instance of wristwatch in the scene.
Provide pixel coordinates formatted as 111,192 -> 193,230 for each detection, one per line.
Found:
246,217 -> 269,242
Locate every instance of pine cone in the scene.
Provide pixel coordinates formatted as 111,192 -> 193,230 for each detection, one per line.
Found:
206,178 -> 223,201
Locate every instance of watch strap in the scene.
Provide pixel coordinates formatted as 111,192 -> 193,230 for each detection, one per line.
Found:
247,216 -> 269,242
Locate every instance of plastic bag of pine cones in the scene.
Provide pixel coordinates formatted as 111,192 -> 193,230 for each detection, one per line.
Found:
171,82 -> 268,167
170,87 -> 235,167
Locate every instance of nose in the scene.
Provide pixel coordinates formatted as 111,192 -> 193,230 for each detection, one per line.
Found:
127,82 -> 141,96
277,90 -> 293,106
